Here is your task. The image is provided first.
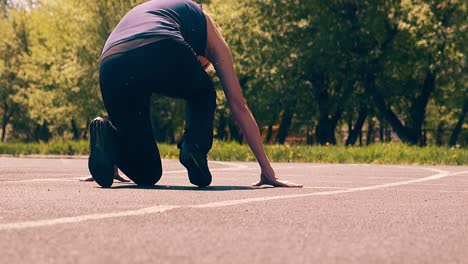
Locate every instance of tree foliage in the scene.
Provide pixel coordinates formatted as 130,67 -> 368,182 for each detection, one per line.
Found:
0,0 -> 466,146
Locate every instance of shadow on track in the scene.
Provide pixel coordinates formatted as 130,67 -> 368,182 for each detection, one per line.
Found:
109,185 -> 267,191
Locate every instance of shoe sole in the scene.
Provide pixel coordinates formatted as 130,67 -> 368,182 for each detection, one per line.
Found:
88,118 -> 114,188
180,152 -> 212,187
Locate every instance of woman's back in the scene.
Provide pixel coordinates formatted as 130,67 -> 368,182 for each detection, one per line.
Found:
102,0 -> 207,56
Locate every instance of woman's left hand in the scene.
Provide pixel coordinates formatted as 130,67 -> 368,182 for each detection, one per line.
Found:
79,174 -> 130,183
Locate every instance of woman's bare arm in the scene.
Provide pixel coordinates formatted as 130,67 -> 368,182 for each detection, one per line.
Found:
203,13 -> 301,188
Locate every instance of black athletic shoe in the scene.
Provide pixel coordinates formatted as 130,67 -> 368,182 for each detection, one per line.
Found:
179,142 -> 212,187
88,117 -> 116,188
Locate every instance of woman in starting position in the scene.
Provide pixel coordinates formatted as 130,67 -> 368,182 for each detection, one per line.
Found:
86,0 -> 302,188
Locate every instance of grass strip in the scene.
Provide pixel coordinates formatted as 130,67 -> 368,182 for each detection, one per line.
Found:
0,140 -> 465,165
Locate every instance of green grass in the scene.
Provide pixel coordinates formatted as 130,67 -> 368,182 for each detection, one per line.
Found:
0,140 -> 89,156
0,140 -> 465,165
210,141 -> 467,165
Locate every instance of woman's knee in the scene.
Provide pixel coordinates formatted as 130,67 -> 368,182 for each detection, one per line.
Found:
118,160 -> 162,186
132,167 -> 162,186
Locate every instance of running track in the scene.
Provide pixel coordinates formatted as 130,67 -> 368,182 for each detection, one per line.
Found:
0,157 -> 467,263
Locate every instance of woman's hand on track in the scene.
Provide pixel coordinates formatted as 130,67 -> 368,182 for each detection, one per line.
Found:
253,172 -> 303,188
79,174 -> 130,183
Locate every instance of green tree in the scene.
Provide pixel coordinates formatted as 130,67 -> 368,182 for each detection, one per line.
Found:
207,0 -> 315,144
367,0 -> 466,145
0,6 -> 31,142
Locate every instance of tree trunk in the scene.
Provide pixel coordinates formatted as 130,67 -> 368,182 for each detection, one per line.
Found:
306,128 -> 314,145
83,120 -> 90,140
435,122 -> 446,145
316,115 -> 337,145
167,121 -> 175,144
265,124 -> 274,144
152,117 -> 164,142
449,99 -> 467,146
35,121 -> 50,142
216,111 -> 227,140
71,119 -> 80,140
366,117 -> 375,145
360,24 -> 436,146
314,85 -> 342,145
1,119 -> 6,142
1,102 -> 9,142
365,72 -> 432,145
421,129 -> 427,146
386,128 -> 392,142
409,71 -> 435,146
228,118 -> 243,144
379,123 -> 384,143
276,110 -> 293,144
345,108 -> 367,146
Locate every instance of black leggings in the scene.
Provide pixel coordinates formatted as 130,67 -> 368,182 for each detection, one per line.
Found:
99,38 -> 216,186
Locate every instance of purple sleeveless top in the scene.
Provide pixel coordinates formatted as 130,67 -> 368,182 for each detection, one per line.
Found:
102,0 -> 207,56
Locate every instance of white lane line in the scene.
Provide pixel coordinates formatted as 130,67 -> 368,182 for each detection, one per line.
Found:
165,161 -> 250,175
0,178 -> 81,183
8,178 -> 81,183
272,165 -> 335,170
193,168 -> 461,208
0,205 -> 177,231
1,161 -> 249,183
305,180 -> 373,184
393,188 -> 468,193
304,181 -> 449,186
366,177 -> 415,180
303,186 -> 348,190
449,171 -> 468,175
1,168 -> 466,231
210,161 -> 249,168
408,183 -> 451,186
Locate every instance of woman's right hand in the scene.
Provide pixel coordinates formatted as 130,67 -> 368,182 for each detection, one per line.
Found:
253,168 -> 303,188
